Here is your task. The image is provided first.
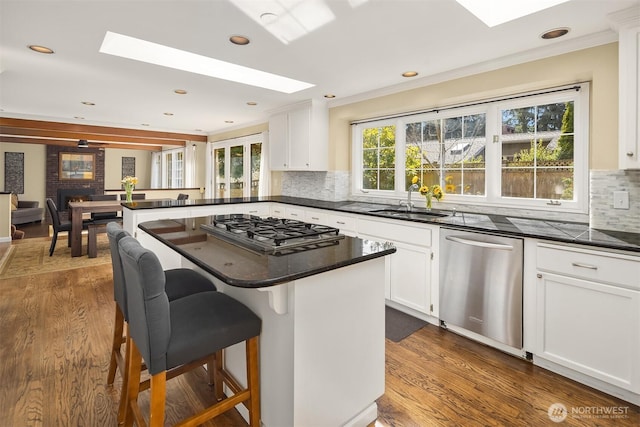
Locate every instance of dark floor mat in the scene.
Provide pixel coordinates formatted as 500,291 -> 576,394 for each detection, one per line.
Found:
385,306 -> 428,342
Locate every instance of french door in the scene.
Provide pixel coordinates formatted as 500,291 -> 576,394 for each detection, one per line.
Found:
212,136 -> 264,199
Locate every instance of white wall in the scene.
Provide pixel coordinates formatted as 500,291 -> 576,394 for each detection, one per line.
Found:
104,148 -> 152,189
0,142 -> 47,206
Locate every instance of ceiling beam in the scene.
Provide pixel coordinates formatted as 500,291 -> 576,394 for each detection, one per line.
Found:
0,117 -> 207,149
0,135 -> 163,151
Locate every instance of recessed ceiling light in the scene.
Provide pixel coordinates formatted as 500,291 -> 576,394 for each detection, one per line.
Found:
81,101 -> 95,106
174,89 -> 188,95
100,31 -> 314,94
402,71 -> 418,78
246,101 -> 258,106
324,94 -> 336,99
225,120 -> 234,124
229,35 -> 250,45
28,45 -> 54,54
456,0 -> 569,27
164,112 -> 174,116
541,27 -> 570,39
141,123 -> 150,126
74,116 -> 85,120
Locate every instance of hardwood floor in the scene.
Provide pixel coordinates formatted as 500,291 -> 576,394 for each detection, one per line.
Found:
0,257 -> 638,426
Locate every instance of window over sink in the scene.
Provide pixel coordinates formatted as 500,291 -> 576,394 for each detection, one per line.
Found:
352,83 -> 589,213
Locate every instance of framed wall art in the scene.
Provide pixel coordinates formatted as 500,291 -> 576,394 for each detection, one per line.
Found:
122,156 -> 136,179
59,152 -> 95,180
4,152 -> 24,193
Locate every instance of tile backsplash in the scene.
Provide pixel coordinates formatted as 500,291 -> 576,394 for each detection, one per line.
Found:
590,169 -> 640,233
278,169 -> 640,233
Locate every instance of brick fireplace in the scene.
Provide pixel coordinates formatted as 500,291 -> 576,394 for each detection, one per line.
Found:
46,145 -> 106,221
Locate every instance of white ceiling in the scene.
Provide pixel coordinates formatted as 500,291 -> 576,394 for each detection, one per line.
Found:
0,0 -> 637,137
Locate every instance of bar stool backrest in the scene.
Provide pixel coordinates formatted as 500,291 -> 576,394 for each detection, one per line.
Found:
118,236 -> 171,374
106,222 -> 130,319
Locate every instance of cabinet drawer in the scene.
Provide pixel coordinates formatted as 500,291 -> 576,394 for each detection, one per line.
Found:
326,214 -> 357,234
284,206 -> 305,220
537,243 -> 640,289
305,209 -> 328,225
358,219 -> 432,247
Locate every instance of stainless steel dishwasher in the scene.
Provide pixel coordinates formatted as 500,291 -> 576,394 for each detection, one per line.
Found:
439,227 -> 523,350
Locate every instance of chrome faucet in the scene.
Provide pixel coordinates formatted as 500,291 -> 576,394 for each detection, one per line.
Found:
399,183 -> 420,212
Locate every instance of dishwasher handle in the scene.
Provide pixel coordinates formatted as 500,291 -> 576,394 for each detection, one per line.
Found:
445,235 -> 515,251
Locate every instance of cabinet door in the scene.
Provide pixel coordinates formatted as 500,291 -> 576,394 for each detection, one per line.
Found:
389,241 -> 431,314
536,272 -> 640,392
287,106 -> 311,169
618,24 -> 640,169
269,112 -> 288,170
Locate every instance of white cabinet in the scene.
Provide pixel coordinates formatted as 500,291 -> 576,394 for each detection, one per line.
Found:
358,218 -> 436,315
535,243 -> 640,400
326,213 -> 357,237
612,8 -> 640,169
237,202 -> 270,217
268,100 -> 328,171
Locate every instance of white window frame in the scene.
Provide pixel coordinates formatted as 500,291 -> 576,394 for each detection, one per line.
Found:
351,83 -> 590,214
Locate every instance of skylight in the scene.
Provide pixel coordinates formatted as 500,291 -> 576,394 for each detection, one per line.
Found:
455,0 -> 570,27
229,0 -> 336,45
99,31 -> 314,94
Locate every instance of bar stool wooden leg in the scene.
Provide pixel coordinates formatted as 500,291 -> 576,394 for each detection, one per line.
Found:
118,325 -> 131,425
149,372 -> 167,427
107,307 -> 125,385
206,355 -> 216,387
213,350 -> 224,401
246,337 -> 261,427
123,336 -> 142,427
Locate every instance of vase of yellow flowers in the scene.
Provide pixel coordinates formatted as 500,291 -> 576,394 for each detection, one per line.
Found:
412,176 -> 443,210
121,176 -> 138,203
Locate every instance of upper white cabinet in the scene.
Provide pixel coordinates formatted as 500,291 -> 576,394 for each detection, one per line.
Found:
269,99 -> 329,171
611,8 -> 640,169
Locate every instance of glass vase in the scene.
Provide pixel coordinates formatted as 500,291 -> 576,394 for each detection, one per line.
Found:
125,189 -> 133,203
425,196 -> 432,211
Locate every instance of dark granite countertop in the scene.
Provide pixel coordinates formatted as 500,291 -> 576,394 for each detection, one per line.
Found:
138,216 -> 396,288
126,196 -> 640,253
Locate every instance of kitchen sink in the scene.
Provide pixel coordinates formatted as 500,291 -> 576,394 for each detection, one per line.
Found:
368,209 -> 451,218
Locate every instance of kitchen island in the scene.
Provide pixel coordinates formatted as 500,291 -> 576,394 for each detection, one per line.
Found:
136,215 -> 396,427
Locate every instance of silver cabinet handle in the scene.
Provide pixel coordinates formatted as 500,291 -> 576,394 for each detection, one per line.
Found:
571,262 -> 598,270
627,152 -> 634,157
336,221 -> 346,225
445,235 -> 514,250
310,216 -> 320,220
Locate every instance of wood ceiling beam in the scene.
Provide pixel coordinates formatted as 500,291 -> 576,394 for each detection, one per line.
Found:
0,117 -> 207,147
0,135 -> 162,151
1,126 -> 185,146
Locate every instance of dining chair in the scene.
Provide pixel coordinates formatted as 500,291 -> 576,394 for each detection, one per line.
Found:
45,198 -> 90,256
105,222 -> 219,423
118,235 -> 261,427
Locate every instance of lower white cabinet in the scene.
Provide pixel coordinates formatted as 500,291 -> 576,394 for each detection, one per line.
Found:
358,218 -> 436,315
388,241 -> 431,313
535,243 -> 640,399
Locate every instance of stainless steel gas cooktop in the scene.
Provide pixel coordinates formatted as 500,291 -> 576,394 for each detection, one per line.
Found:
200,214 -> 345,254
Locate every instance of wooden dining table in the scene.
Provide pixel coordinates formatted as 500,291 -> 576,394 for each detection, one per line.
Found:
68,200 -> 123,257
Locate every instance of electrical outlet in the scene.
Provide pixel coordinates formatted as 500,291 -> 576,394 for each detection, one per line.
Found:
613,191 -> 629,209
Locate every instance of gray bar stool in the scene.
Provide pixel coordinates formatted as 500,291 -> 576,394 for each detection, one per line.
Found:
105,222 -> 218,423
117,236 -> 261,426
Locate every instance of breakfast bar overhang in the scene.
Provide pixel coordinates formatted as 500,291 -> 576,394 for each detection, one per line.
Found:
135,215 -> 396,427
